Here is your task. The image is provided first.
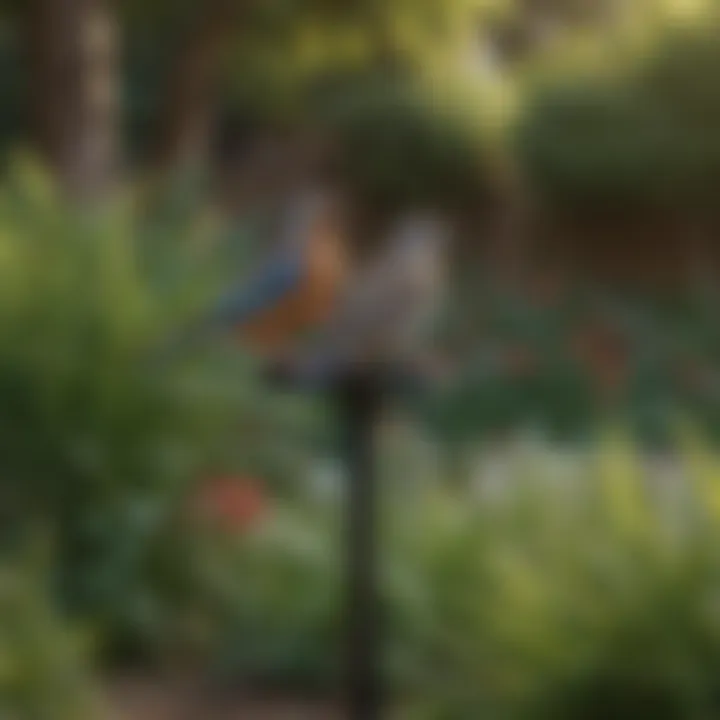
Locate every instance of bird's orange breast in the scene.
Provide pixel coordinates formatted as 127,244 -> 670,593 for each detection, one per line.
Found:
239,225 -> 347,356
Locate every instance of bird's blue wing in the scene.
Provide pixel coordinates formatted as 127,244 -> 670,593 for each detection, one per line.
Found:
208,251 -> 304,329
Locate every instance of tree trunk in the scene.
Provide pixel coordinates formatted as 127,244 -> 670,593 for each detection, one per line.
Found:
154,0 -> 245,178
26,0 -> 119,201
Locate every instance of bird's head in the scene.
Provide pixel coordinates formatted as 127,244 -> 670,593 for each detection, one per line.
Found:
393,211 -> 452,256
277,187 -> 347,263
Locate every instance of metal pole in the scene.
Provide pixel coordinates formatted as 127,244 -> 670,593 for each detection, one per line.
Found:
338,372 -> 384,720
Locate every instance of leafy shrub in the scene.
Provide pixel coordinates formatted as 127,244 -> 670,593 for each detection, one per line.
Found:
199,433 -> 720,718
191,507 -> 342,691
320,76 -> 500,212
517,26 -> 720,215
0,158 -> 263,659
517,80 -> 671,213
420,284 -> 720,448
396,431 -> 720,718
0,157 -> 338,670
0,559 -> 102,720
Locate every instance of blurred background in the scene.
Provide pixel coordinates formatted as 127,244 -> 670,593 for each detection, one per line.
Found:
3,0 -> 720,717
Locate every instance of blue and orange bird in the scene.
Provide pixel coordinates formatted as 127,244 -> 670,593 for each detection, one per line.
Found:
171,190 -> 349,361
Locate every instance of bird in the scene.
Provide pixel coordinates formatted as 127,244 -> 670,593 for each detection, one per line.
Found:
285,211 -> 451,385
158,188 -> 349,363
236,192 -> 348,356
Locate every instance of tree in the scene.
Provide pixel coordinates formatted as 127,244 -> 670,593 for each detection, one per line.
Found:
24,0 -> 119,200
153,0 -> 248,178
151,0 -> 480,176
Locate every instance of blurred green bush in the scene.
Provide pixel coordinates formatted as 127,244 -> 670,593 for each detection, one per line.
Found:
0,559 -> 102,720
188,506 -> 342,692
0,159 -> 228,657
0,157 -> 325,664
517,26 -> 720,215
398,431 -> 720,719
420,283 -> 720,449
319,75 -> 500,213
186,433 -> 720,720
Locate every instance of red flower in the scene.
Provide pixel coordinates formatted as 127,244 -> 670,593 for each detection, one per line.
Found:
195,475 -> 268,532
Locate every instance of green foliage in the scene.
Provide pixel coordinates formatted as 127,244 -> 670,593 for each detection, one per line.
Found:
219,0 -> 488,124
421,285 -> 720,447
183,434 -> 720,719
0,560 -> 102,720
190,508 -> 342,690
399,433 -> 720,718
517,80 -> 668,212
0,159 -> 257,652
0,159 -> 331,664
320,76 -> 499,212
517,24 -> 720,214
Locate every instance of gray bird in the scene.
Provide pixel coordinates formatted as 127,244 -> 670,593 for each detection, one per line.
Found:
290,211 -> 451,384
